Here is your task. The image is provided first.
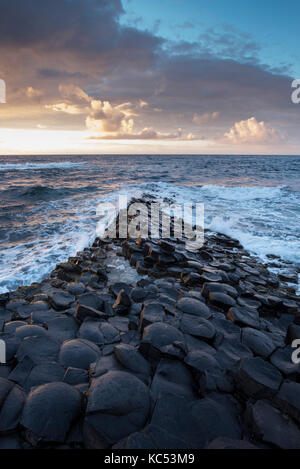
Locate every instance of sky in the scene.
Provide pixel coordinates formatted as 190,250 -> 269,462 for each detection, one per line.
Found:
0,0 -> 299,155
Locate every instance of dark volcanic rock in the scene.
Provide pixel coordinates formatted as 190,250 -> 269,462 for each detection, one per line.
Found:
21,382 -> 82,445
184,350 -> 232,393
0,378 -> 25,433
113,290 -> 131,315
139,322 -> 185,360
24,362 -> 65,391
130,287 -> 149,303
17,336 -> 60,365
270,347 -> 300,378
206,438 -> 258,449
48,291 -> 75,311
109,282 -> 131,298
236,357 -> 282,399
217,338 -> 253,373
59,339 -> 101,370
67,282 -> 85,296
246,400 -> 300,449
85,371 -> 150,447
202,282 -> 238,299
180,315 -> 216,341
151,358 -> 195,400
242,328 -> 276,359
181,272 -> 202,287
158,240 -> 175,253
177,297 -> 211,319
90,355 -> 124,379
77,292 -> 104,311
114,344 -> 151,377
208,292 -> 236,312
15,325 -> 47,340
227,307 -> 260,329
274,382 -> 300,424
286,324 -> 300,345
63,367 -> 89,386
139,302 -> 165,330
150,393 -> 241,449
47,316 -> 79,343
75,304 -> 107,323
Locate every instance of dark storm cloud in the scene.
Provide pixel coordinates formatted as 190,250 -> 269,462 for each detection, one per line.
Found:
0,0 -> 298,142
37,69 -> 88,79
0,0 -> 162,74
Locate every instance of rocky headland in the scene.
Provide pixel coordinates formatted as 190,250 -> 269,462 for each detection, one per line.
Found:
0,197 -> 300,450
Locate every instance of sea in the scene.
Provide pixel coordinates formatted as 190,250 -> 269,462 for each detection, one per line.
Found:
0,154 -> 299,294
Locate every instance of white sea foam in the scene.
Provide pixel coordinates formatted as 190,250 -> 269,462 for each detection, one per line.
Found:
197,184 -> 286,200
0,162 -> 87,171
0,181 -> 299,294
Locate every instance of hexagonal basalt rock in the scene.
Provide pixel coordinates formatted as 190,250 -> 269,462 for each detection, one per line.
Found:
77,292 -> 104,312
114,344 -> 151,377
227,307 -> 260,329
139,322 -> 185,361
48,291 -> 75,311
0,378 -> 25,434
17,336 -> 60,365
208,292 -> 236,312
242,328 -> 277,359
274,382 -> 300,424
21,382 -> 82,445
206,438 -> 258,449
150,358 -> 195,400
202,282 -> 238,299
184,350 -> 232,393
84,371 -> 150,447
180,315 -> 216,341
139,303 -> 166,330
15,325 -> 48,340
270,347 -> 300,378
176,298 -> 211,319
246,400 -> 300,449
236,357 -> 282,400
59,339 -> 101,370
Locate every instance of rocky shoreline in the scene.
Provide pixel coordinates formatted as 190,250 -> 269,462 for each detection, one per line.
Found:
0,200 -> 300,449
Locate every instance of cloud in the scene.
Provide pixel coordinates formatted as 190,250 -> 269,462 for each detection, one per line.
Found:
88,127 -> 186,140
86,100 -> 136,133
45,103 -> 86,115
139,99 -> 148,108
0,0 -> 299,149
193,111 -> 220,125
26,87 -> 43,99
224,117 -> 282,144
46,84 -> 185,139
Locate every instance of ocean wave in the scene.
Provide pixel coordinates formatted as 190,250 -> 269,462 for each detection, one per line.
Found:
112,181 -> 288,202
197,184 -> 287,200
0,162 -> 87,171
0,178 -> 299,293
206,214 -> 300,265
1,184 -> 99,201
105,181 -> 300,266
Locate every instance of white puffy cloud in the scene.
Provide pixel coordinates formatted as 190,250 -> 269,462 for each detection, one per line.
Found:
26,87 -> 43,99
224,117 -> 281,144
45,103 -> 85,114
86,100 -> 137,133
88,127 -> 185,140
193,111 -> 219,125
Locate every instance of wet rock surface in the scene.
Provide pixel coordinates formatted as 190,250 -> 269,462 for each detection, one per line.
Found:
0,211 -> 300,449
